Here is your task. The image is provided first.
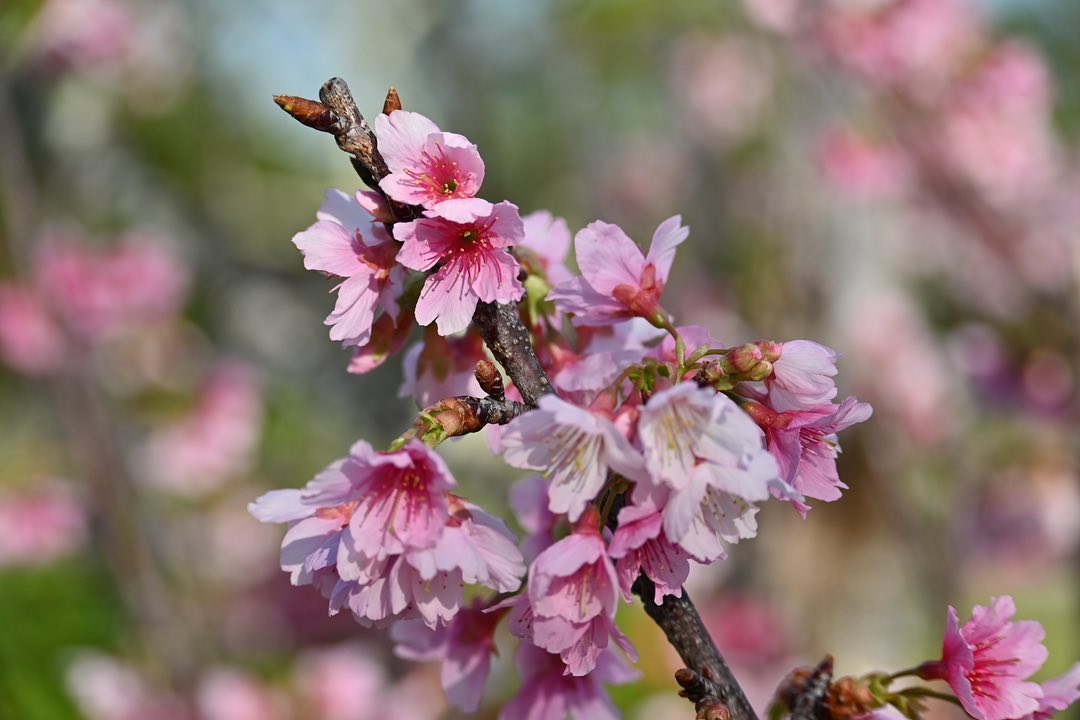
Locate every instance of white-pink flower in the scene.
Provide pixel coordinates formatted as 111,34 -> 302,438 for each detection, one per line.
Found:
500,394 -> 647,521
519,210 -> 573,286
765,339 -> 840,410
293,189 -> 405,347
395,199 -> 525,335
548,216 -> 688,326
0,283 -> 65,376
374,110 -> 485,208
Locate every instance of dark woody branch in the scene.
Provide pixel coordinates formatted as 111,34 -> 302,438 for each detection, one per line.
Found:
276,77 -> 758,720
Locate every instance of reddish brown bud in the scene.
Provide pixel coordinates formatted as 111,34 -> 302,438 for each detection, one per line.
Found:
273,95 -> 338,132
696,699 -> 730,720
474,360 -> 504,399
383,87 -> 402,114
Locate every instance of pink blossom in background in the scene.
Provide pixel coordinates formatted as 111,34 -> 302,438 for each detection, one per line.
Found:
374,110 -> 485,208
741,0 -> 801,34
395,199 -> 525,335
510,475 -> 558,562
0,481 -> 86,567
66,652 -> 185,720
143,361 -> 262,497
196,668 -> 283,720
938,41 -> 1058,211
0,283 -> 66,376
293,189 -> 405,347
30,0 -> 133,74
499,643 -> 639,720
548,216 -> 688,326
294,644 -> 386,720
399,329 -> 485,408
500,394 -> 647,521
816,127 -> 911,200
34,230 -> 188,342
670,34 -> 773,148
918,596 -> 1048,720
818,0 -> 981,96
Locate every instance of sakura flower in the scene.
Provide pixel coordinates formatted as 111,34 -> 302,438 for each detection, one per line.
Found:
293,189 -> 405,347
608,502 -> 691,604
500,394 -> 647,521
763,340 -> 840,410
393,600 -> 508,713
395,199 -> 525,335
30,0 -> 133,74
347,310 -> 413,375
0,283 -> 65,376
528,510 -> 633,675
374,110 -> 485,208
1020,663 -> 1080,720
499,643 -> 639,720
917,596 -> 1048,720
510,475 -> 558,562
196,668 -> 283,720
548,216 -> 688,326
745,396 -> 872,514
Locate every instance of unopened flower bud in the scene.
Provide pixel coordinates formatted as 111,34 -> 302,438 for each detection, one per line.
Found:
755,340 -> 782,363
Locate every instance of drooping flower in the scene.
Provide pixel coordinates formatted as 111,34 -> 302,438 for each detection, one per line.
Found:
745,396 -> 872,514
608,502 -> 691,604
917,596 -> 1048,720
548,216 -> 688,326
393,600 -> 509,713
500,394 -> 647,521
399,328 -> 485,408
293,189 -> 405,347
395,199 -> 525,335
499,643 -> 639,720
527,510 -> 633,675
374,110 -> 485,209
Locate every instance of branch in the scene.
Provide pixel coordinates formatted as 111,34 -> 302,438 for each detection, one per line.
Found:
276,77 -> 758,720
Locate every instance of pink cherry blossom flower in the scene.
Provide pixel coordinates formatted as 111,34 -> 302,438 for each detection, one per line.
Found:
0,480 -> 86,567
293,188 -> 405,347
0,283 -> 66,376
745,396 -> 872,515
395,199 -> 525,335
499,643 -> 639,720
608,502 -> 691,604
66,652 -> 186,720
1020,663 -> 1080,720
500,394 -> 647,521
143,361 -> 262,497
30,0 -> 133,74
917,596 -> 1048,720
527,511 -> 634,675
552,318 -> 665,395
347,310 -> 413,375
518,210 -> 573,286
393,600 -> 508,713
548,216 -> 688,326
764,339 -> 840,410
374,110 -> 485,208
817,127 -> 911,200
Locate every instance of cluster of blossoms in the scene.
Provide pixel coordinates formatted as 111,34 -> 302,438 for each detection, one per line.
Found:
254,105 -> 879,717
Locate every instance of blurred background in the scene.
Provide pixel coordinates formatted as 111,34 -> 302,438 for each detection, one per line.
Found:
1,0 -> 1078,718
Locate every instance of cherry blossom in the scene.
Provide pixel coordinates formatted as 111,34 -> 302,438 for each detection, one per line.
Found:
548,216 -> 688,326
918,596 -> 1048,720
395,199 -> 525,335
